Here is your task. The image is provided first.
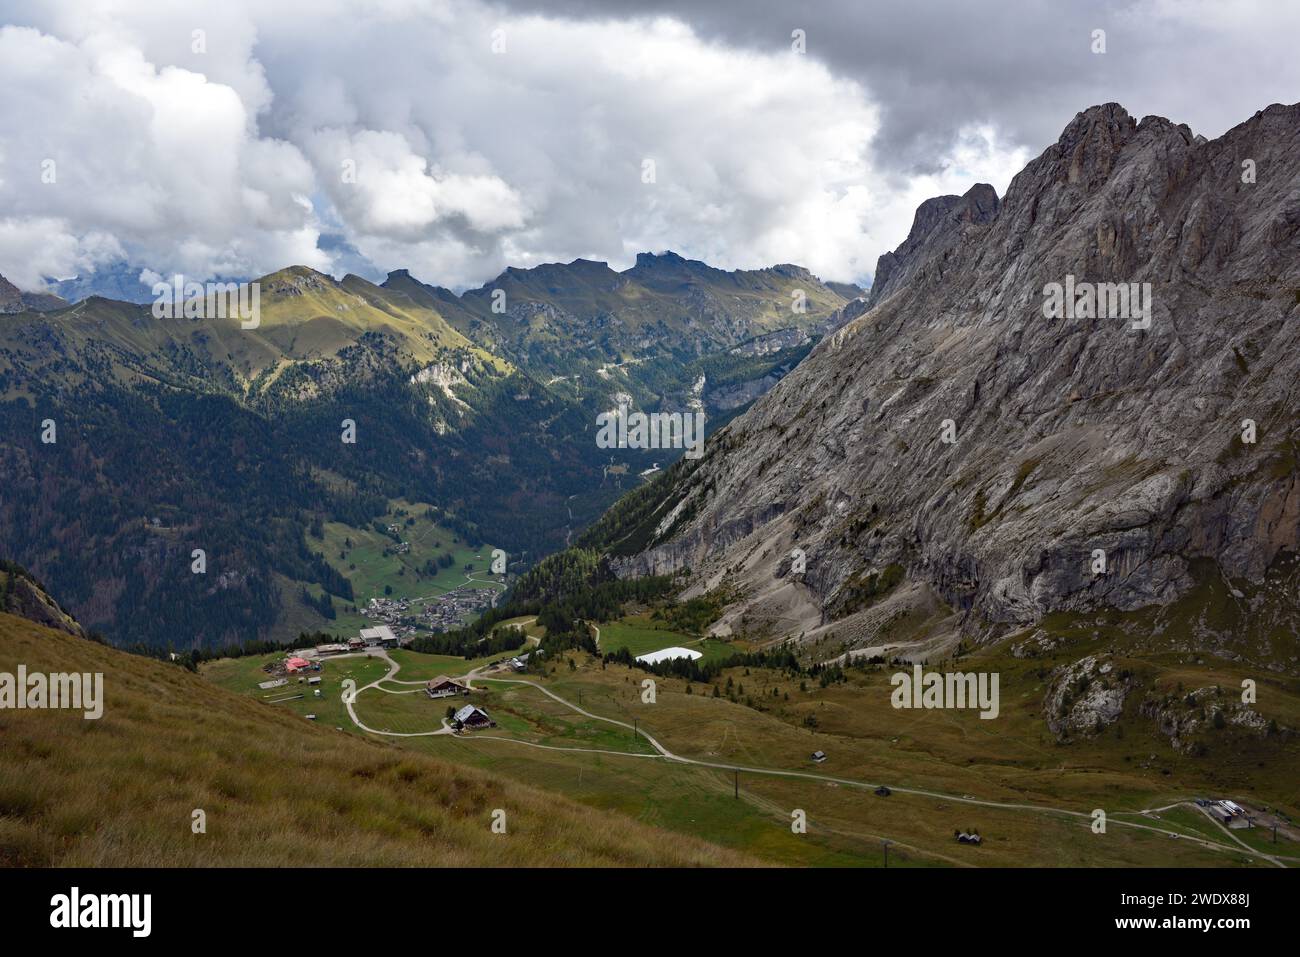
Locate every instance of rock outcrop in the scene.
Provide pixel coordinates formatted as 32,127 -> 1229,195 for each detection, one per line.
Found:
0,274 -> 66,314
866,182 -> 999,309
0,561 -> 86,638
1043,654 -> 1130,738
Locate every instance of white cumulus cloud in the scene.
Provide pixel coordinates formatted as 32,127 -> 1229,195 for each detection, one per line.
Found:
0,0 -> 1030,293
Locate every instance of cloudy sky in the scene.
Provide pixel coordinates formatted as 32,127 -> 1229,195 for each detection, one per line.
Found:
1,0 -> 1297,294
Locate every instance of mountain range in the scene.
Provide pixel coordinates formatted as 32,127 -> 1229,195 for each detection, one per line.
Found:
0,252 -> 855,648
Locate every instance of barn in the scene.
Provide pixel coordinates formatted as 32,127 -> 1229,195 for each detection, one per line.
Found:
454,704 -> 493,729
426,676 -> 469,698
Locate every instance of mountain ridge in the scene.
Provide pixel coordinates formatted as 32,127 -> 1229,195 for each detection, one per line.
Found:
593,100 -> 1300,658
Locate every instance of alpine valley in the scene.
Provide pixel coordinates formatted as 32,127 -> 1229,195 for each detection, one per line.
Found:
0,253 -> 856,648
2,100 -> 1298,870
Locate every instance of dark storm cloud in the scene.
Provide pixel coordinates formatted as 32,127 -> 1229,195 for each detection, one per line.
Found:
492,0 -> 1300,177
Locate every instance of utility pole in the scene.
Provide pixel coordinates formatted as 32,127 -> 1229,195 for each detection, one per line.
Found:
633,717 -> 637,740
882,839 -> 893,868
734,770 -> 739,799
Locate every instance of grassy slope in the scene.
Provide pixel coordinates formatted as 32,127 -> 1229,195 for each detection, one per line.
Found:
203,609 -> 1299,866
598,615 -> 734,663
324,502 -> 494,600
268,499 -> 502,641
0,612 -> 755,867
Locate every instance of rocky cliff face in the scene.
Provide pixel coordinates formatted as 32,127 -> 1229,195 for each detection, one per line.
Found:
615,102 -> 1300,650
0,562 -> 86,638
0,274 -> 65,314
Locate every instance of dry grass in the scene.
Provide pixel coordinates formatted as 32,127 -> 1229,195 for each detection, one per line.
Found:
482,648 -> 1297,866
0,612 -> 758,867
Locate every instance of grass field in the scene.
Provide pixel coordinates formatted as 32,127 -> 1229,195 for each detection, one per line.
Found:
446,641 -> 1300,865
381,648 -> 506,682
467,649 -> 1299,866
0,612 -> 757,867
598,614 -> 735,663
353,678 -> 660,755
372,680 -> 1242,866
201,651 -> 392,728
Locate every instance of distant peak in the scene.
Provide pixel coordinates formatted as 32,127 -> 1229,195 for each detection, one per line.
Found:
258,264 -> 327,280
633,250 -> 688,268
768,262 -> 814,279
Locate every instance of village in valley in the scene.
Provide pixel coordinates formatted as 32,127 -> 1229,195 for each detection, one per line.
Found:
298,500 -> 511,642
361,584 -> 503,639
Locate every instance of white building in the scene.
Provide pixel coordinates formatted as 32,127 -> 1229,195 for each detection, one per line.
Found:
360,625 -> 398,647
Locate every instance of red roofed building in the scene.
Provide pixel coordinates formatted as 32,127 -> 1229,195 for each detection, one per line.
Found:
286,656 -> 312,673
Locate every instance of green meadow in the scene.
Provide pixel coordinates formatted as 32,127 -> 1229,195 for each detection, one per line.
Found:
319,499 -> 498,605
597,614 -> 735,663
199,600 -> 1300,868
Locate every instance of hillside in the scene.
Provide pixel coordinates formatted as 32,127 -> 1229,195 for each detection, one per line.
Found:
0,608 -> 755,866
593,102 -> 1300,659
0,266 -> 495,399
0,266 -> 609,648
198,574 -> 1300,868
